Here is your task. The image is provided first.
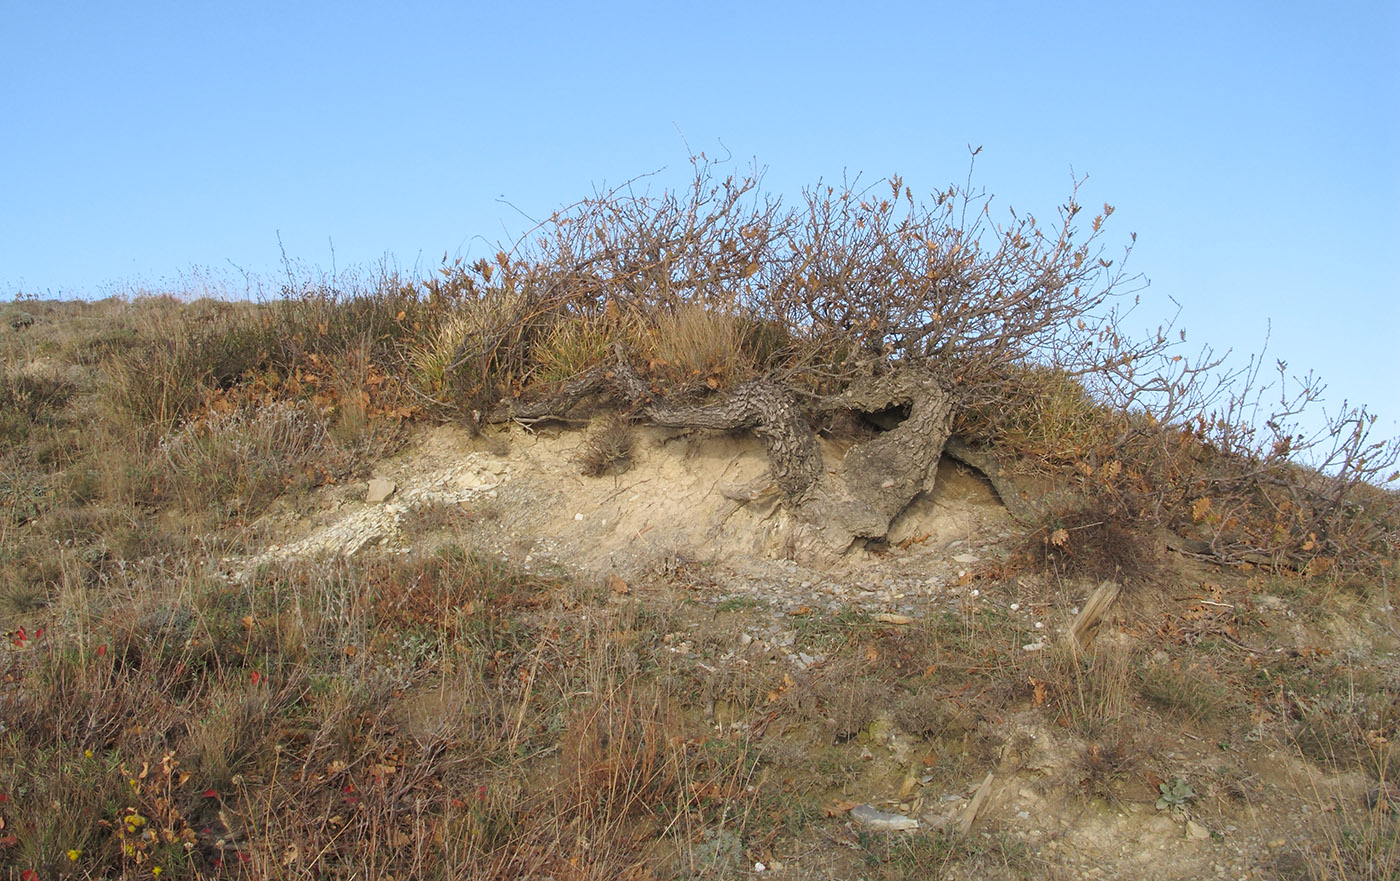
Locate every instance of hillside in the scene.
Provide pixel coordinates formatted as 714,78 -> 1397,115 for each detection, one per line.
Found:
0,292 -> 1395,881
2,166 -> 1397,879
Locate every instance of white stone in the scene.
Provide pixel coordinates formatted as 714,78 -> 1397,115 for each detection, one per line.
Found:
366,478 -> 396,503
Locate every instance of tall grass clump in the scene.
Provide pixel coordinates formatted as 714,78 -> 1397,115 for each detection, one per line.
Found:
153,399 -> 353,519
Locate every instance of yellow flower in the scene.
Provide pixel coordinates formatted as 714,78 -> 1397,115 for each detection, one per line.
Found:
68,848 -> 81,861
153,868 -> 162,877
84,749 -> 93,758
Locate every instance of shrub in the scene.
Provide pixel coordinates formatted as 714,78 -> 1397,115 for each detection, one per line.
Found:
1031,500 -> 1165,588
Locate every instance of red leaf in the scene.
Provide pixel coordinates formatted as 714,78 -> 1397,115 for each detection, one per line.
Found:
203,789 -> 219,799
250,671 -> 262,685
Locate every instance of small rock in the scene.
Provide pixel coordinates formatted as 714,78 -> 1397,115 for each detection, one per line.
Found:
874,613 -> 913,625
850,804 -> 918,832
574,512 -> 584,521
366,478 -> 396,503
953,553 -> 979,564
1185,819 -> 1210,840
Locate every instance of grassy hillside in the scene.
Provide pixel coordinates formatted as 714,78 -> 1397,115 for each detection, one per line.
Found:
2,170 -> 1397,880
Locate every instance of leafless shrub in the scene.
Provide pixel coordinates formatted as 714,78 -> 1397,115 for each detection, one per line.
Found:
423,152 -> 1398,569
1032,500 -> 1166,588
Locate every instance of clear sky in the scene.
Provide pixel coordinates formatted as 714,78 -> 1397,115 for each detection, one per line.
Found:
4,1 -> 1397,443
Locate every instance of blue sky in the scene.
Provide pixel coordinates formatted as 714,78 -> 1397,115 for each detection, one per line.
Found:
4,1 -> 1397,442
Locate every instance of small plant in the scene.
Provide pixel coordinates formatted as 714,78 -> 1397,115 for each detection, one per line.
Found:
533,314 -> 616,385
575,414 -> 635,477
1137,658 -> 1231,724
1156,777 -> 1196,814
715,595 -> 765,612
1078,740 -> 1139,802
1032,500 -> 1164,587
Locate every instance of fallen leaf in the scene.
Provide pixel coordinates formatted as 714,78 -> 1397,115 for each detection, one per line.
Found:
824,799 -> 858,817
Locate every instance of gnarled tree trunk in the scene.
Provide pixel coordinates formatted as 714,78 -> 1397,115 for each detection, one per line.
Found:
609,353 -> 954,557
499,348 -> 959,558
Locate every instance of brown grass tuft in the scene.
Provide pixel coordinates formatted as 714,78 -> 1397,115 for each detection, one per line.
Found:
576,414 -> 636,477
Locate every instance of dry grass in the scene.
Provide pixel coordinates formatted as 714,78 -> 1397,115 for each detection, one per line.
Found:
153,400 -> 353,519
1030,639 -> 1135,737
638,302 -> 754,385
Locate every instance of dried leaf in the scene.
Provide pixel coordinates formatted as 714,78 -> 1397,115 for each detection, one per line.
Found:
1030,677 -> 1047,707
824,799 -> 858,817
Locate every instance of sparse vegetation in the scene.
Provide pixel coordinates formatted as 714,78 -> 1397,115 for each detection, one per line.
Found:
1,159 -> 1397,879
